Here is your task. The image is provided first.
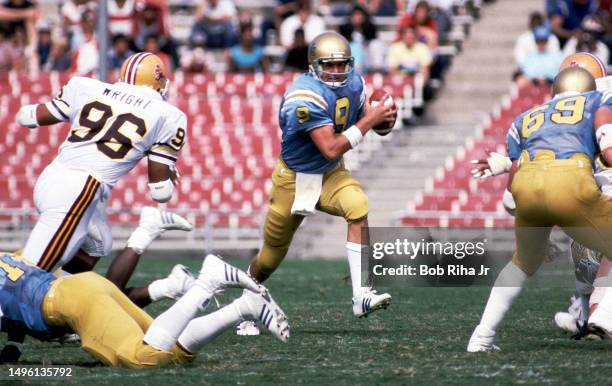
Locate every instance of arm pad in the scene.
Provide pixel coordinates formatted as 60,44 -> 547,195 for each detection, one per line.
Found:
16,104 -> 39,128
148,179 -> 174,203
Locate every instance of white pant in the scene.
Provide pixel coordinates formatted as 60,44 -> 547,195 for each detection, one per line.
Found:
22,162 -> 110,272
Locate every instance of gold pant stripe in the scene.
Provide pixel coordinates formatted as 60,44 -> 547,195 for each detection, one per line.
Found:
39,176 -> 100,271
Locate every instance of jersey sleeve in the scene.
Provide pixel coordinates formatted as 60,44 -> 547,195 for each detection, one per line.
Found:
147,110 -> 187,167
44,77 -> 87,122
281,89 -> 333,133
506,122 -> 521,161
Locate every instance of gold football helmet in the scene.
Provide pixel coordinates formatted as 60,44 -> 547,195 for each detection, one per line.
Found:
119,52 -> 169,99
559,52 -> 607,79
552,67 -> 596,95
308,31 -> 354,88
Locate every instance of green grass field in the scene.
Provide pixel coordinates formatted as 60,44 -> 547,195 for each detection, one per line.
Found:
2,257 -> 612,385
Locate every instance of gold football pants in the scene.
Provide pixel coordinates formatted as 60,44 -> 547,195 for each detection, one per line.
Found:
42,272 -> 195,368
511,152 -> 612,276
255,159 -> 368,275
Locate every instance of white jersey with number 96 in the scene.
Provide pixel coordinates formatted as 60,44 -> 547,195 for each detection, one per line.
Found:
46,76 -> 187,187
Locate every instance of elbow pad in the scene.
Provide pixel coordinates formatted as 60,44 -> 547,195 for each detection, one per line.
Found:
16,104 -> 39,128
148,179 -> 174,203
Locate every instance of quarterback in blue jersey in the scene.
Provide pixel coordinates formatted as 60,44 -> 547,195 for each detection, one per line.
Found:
0,252 -> 289,367
244,31 -> 396,326
468,67 -> 612,352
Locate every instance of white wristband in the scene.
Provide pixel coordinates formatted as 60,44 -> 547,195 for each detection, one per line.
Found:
342,125 -> 363,149
16,104 -> 39,129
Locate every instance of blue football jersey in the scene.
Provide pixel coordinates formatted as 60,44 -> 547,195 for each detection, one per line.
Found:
279,71 -> 366,173
0,253 -> 60,339
507,90 -> 612,161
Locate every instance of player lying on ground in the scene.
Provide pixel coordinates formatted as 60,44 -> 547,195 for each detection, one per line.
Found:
239,31 -> 396,335
0,206 -> 195,363
467,67 -> 612,352
0,252 -> 289,368
470,53 -> 612,335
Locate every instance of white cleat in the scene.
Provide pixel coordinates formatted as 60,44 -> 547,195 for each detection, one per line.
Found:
352,288 -> 391,318
236,287 -> 290,342
139,206 -> 193,234
236,320 -> 260,336
467,325 -> 500,352
554,312 -> 580,334
127,207 -> 193,253
164,264 -> 196,299
198,254 -> 262,293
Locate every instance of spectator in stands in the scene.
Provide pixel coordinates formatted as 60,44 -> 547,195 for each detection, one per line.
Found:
340,5 -> 377,73
0,29 -> 24,71
144,34 -> 172,73
514,12 -> 560,69
268,0 -> 298,33
0,0 -> 36,36
563,15 -> 610,65
514,26 -> 563,89
180,33 -> 207,73
190,0 -> 237,49
227,23 -> 268,73
36,20 -> 52,69
548,0 -> 598,47
108,33 -> 134,70
387,24 -> 433,84
279,0 -> 324,48
60,0 -> 95,51
135,1 -> 179,69
71,10 -> 98,76
399,1 -> 438,49
284,28 -> 308,71
366,0 -> 404,17
108,0 -> 136,37
319,0 -> 363,17
46,36 -> 72,72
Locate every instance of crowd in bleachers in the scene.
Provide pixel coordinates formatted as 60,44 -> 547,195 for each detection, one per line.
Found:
513,0 -> 611,89
0,0 -> 487,100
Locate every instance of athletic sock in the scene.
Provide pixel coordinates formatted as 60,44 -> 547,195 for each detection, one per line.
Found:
177,299 -> 245,353
479,261 -> 527,334
144,284 -> 212,351
346,242 -> 367,298
148,278 -> 170,302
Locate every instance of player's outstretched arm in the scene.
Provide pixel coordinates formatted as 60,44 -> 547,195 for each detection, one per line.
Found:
15,104 -> 62,128
471,151 -> 513,179
309,99 -> 396,161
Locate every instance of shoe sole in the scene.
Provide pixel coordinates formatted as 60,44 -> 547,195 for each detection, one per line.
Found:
357,297 -> 392,318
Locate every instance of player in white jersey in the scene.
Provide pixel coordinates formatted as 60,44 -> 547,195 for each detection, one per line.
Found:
15,52 -> 187,273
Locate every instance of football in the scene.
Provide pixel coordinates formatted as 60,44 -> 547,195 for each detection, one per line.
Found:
369,88 -> 397,136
